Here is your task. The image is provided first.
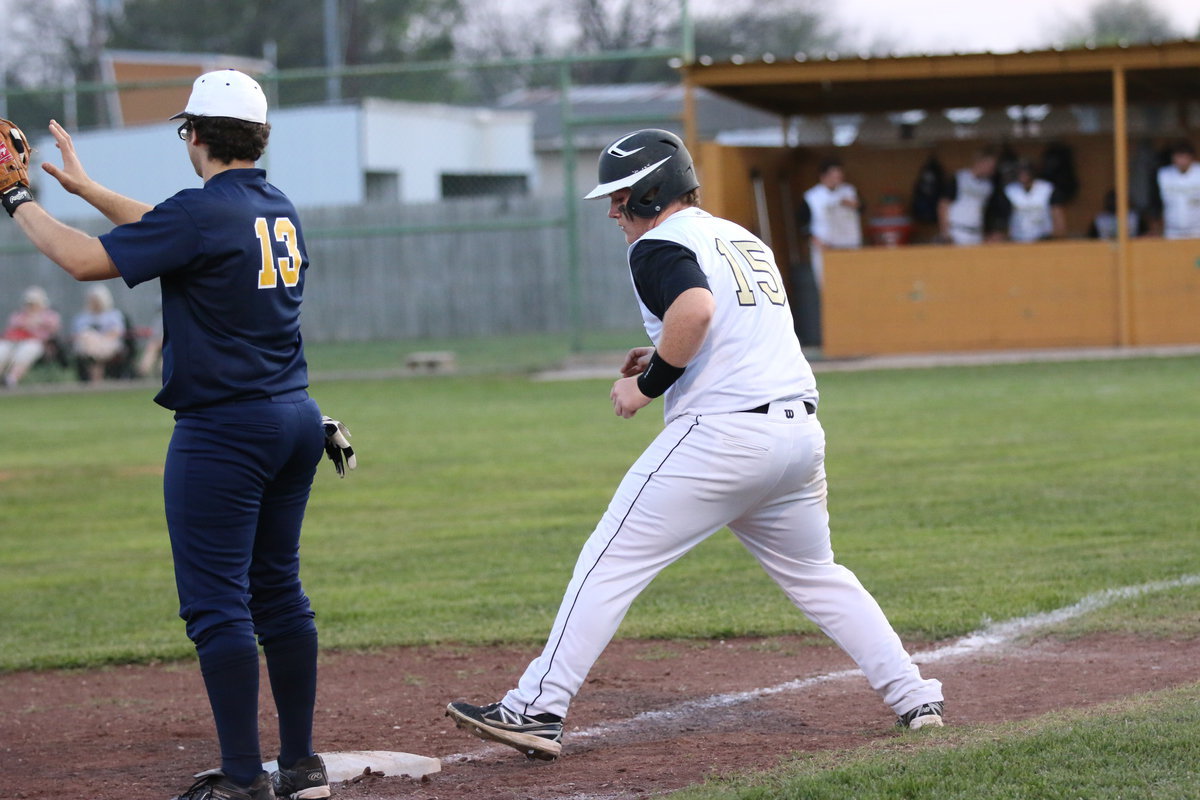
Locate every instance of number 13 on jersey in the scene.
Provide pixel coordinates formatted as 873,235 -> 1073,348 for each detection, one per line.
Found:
255,216 -> 302,288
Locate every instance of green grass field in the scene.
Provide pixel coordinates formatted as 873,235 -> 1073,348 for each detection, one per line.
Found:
2,344 -> 1198,797
673,684 -> 1200,800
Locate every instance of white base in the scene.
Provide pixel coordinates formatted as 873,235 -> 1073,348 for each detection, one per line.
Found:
262,751 -> 441,781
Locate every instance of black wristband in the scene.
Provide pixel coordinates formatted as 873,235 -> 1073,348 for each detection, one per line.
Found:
636,350 -> 686,398
1,184 -> 34,217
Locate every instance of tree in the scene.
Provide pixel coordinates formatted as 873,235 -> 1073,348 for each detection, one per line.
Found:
3,0 -> 112,127
106,0 -> 463,68
687,0 -> 843,62
567,0 -> 847,85
1055,0 -> 1181,46
4,0 -> 467,115
453,0 -> 566,100
455,0 -> 684,91
455,0 -> 847,93
568,0 -> 684,84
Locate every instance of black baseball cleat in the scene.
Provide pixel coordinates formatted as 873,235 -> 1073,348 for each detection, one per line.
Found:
446,700 -> 563,761
896,700 -> 945,730
171,769 -> 273,800
271,754 -> 331,799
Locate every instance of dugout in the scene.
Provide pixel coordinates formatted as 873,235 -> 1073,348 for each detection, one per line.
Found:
679,41 -> 1200,356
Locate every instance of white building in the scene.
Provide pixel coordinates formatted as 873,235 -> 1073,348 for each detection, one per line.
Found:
33,98 -> 536,220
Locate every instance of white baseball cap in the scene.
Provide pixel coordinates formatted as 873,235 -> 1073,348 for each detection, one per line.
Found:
170,69 -> 268,124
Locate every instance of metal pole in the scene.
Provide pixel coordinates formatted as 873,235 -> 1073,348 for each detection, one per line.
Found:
680,0 -> 698,163
561,62 -> 584,353
65,72 -> 79,131
682,69 -> 697,158
323,0 -> 342,103
1112,65 -> 1133,347
680,0 -> 694,65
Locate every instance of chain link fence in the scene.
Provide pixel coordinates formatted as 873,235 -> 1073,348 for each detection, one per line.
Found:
0,50 -> 686,353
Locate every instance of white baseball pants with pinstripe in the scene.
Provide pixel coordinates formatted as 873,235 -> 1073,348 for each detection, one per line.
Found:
503,399 -> 943,720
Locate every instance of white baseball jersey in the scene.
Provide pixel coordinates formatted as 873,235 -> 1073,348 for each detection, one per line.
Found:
1156,164 -> 1200,239
945,168 -> 993,245
1092,210 -> 1140,240
633,207 -> 817,422
502,205 -> 942,725
1005,179 -> 1056,242
804,182 -> 863,248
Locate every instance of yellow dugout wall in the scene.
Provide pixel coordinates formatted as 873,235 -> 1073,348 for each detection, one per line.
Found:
685,41 -> 1200,358
1127,239 -> 1200,345
822,243 -> 1120,355
696,142 -> 1200,357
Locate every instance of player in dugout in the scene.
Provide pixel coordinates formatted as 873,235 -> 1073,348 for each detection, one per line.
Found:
447,129 -> 944,762
0,72 -> 353,800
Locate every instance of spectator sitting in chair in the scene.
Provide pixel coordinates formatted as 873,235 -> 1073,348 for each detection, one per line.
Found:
71,284 -> 127,383
0,285 -> 62,388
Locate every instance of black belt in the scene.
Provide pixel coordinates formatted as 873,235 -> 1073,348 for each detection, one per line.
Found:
745,401 -> 815,415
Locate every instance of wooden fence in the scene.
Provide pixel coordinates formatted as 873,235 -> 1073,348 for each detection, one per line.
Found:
0,196 -> 643,344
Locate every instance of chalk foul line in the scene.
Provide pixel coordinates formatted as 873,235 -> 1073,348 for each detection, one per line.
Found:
443,574 -> 1200,760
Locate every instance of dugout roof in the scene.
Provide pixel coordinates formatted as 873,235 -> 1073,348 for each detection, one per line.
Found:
681,40 -> 1200,117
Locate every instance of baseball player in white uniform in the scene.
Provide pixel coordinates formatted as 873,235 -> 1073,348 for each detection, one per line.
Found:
1004,161 -> 1064,242
447,129 -> 944,761
802,158 -> 862,288
939,149 -> 998,245
1155,140 -> 1200,239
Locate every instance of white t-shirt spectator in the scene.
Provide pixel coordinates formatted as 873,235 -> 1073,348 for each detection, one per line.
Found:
803,183 -> 862,248
1005,179 -> 1057,242
1156,164 -> 1200,239
943,168 -> 994,245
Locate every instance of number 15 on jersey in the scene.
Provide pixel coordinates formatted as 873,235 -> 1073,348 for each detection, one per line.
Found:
715,238 -> 787,307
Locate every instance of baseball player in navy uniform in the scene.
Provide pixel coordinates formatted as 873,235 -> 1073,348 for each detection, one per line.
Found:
447,129 -> 944,761
1,70 -> 350,800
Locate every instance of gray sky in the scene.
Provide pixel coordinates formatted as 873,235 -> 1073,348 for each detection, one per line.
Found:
690,0 -> 1200,54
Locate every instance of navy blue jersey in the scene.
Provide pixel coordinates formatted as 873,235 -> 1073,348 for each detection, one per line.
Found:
101,169 -> 309,410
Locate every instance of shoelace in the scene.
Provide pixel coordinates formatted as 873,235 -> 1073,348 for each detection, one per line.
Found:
176,775 -> 219,800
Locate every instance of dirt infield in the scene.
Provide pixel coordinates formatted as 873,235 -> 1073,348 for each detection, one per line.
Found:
4,632 -> 1197,800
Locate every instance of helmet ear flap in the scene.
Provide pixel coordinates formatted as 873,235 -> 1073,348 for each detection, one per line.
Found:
631,185 -> 662,216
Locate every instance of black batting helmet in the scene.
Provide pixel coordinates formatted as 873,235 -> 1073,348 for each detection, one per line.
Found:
583,129 -> 699,218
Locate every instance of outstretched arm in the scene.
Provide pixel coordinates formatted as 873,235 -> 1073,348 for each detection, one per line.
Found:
12,202 -> 119,281
42,120 -> 153,226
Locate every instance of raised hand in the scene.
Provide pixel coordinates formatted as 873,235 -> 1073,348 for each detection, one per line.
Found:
41,119 -> 94,196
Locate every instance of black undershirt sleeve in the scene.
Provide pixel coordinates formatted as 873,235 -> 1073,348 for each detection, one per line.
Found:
1150,173 -> 1165,217
629,239 -> 710,321
795,197 -> 813,235
940,174 -> 960,202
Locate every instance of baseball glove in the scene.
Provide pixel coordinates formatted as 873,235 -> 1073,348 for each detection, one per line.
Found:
322,415 -> 357,477
0,118 -> 33,216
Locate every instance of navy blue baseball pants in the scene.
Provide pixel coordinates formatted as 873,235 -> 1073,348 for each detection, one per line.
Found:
163,389 -> 324,785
